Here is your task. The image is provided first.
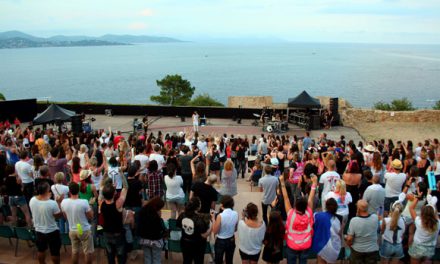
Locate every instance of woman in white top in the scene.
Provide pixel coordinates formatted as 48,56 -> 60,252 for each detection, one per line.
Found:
237,202 -> 266,264
220,160 -> 238,197
380,202 -> 405,263
408,195 -> 440,262
78,144 -> 89,169
164,164 -> 185,219
325,179 -> 352,223
212,195 -> 239,264
51,172 -> 69,233
107,157 -> 125,192
88,157 -> 103,190
32,154 -> 44,179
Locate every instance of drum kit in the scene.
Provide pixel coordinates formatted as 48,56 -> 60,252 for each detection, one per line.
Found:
264,121 -> 288,133
252,111 -> 289,133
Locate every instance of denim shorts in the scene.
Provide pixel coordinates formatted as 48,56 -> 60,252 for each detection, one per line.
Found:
166,197 -> 185,205
379,240 -> 404,259
9,196 -> 27,207
409,243 -> 436,259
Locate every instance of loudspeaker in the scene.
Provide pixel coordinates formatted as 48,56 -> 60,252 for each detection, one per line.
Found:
71,115 -> 82,134
330,98 -> 339,112
310,115 -> 321,130
329,97 -> 340,126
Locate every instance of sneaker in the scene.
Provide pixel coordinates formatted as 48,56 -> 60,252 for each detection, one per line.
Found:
129,250 -> 138,260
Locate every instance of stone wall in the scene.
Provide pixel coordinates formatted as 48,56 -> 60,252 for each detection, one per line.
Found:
341,108 -> 440,127
228,96 -> 273,109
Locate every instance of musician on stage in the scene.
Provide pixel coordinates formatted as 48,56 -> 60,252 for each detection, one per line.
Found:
192,111 -> 199,132
142,114 -> 149,134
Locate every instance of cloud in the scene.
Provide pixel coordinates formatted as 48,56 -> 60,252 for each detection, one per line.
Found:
128,22 -> 147,30
139,8 -> 153,17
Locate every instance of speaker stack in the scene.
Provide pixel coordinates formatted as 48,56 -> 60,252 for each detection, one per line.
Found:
310,115 -> 321,130
329,98 -> 340,126
71,115 -> 83,134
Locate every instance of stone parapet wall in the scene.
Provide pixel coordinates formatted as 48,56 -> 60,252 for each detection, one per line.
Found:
341,108 -> 440,127
228,96 -> 273,109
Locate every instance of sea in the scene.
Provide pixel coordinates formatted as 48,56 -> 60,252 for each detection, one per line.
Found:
0,42 -> 439,108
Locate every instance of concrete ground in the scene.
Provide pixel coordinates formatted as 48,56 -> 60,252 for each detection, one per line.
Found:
0,115 -> 364,263
88,114 -> 364,143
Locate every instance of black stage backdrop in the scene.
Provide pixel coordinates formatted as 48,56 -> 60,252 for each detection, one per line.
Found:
0,99 -> 38,122
36,103 -> 278,119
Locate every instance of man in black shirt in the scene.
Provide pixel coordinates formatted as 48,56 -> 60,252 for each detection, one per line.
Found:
190,174 -> 218,214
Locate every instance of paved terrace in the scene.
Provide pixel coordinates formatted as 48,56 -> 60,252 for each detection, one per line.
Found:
0,115 -> 364,263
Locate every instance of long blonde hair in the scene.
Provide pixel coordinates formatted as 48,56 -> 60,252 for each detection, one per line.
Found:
335,180 -> 347,203
389,203 -> 403,231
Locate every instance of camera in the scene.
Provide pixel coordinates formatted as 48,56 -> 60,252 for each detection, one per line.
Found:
242,208 -> 248,218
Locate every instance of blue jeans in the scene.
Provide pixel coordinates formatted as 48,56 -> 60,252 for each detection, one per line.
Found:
215,237 -> 235,264
286,246 -> 309,264
104,232 -> 126,264
57,217 -> 69,234
143,245 -> 161,264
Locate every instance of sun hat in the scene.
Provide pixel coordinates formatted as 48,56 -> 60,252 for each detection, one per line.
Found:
80,170 -> 92,181
391,159 -> 403,170
364,144 -> 376,152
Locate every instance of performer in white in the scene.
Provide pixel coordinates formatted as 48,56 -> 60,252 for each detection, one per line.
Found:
192,111 -> 199,132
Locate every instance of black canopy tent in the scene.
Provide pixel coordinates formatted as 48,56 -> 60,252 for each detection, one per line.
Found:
33,104 -> 76,125
287,91 -> 322,130
287,90 -> 321,109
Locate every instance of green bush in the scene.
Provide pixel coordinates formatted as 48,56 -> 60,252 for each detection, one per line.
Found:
0,92 -> 5,101
373,97 -> 414,111
373,101 -> 392,111
189,93 -> 224,107
433,100 -> 440,110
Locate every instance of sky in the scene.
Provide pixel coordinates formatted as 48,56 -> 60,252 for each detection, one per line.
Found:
1,0 -> 440,44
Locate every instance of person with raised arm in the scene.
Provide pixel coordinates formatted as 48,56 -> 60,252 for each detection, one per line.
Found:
408,193 -> 440,263
279,171 -> 317,264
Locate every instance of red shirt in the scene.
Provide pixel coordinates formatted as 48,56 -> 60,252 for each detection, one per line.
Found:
113,135 -> 124,149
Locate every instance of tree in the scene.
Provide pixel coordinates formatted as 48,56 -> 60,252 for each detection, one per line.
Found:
150,74 -> 195,106
189,93 -> 224,107
0,92 -> 5,101
433,100 -> 440,110
373,97 -> 414,111
373,101 -> 391,111
390,98 -> 414,111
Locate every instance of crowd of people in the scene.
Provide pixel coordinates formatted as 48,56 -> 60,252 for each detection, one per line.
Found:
0,122 -> 440,264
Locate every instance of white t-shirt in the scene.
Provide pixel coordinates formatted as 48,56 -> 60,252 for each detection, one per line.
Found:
382,217 -> 405,244
164,175 -> 185,200
325,191 -> 352,217
51,184 -> 69,200
413,216 -> 440,246
237,220 -> 266,255
192,114 -> 199,125
384,172 -> 406,197
197,141 -> 208,155
149,153 -> 165,169
134,154 -> 149,174
29,197 -> 60,233
319,171 -> 341,200
15,160 -> 34,184
108,166 -> 122,189
61,198 -> 92,232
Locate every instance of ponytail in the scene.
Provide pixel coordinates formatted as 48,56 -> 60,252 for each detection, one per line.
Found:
389,203 -> 403,231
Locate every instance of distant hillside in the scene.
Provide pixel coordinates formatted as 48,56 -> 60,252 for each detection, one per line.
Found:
0,31 -> 184,49
99,34 -> 183,43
